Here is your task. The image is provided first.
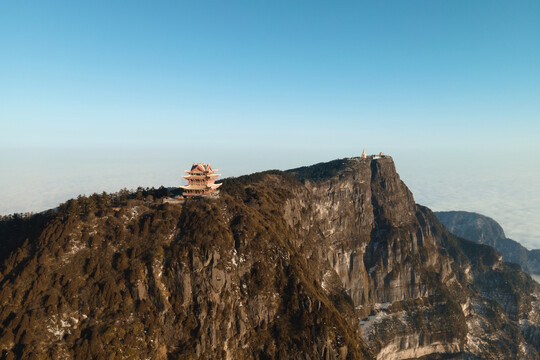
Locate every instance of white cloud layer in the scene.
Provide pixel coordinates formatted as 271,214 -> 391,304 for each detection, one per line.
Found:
396,152 -> 540,249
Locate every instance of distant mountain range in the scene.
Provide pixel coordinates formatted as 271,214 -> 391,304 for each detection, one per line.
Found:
435,211 -> 540,276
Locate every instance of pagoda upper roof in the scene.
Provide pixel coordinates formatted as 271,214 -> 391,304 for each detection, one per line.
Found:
188,162 -> 217,173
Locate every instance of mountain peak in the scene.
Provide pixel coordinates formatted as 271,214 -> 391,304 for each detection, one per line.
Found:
1,157 -> 539,359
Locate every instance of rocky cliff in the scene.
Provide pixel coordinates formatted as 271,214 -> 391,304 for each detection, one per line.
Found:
436,211 -> 540,276
287,157 -> 540,359
0,156 -> 539,359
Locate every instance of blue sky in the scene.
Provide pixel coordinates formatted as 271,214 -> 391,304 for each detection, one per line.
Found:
1,1 -> 540,245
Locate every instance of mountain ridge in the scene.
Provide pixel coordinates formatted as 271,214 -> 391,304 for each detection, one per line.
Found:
1,156 -> 539,359
435,210 -> 540,276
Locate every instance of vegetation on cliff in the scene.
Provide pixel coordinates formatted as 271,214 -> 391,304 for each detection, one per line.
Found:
1,157 -> 539,359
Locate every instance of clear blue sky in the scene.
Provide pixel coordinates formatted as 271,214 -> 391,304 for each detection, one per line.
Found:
1,1 -> 540,245
1,0 -> 539,151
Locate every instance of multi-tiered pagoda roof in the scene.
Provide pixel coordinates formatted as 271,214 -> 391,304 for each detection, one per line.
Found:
180,162 -> 221,198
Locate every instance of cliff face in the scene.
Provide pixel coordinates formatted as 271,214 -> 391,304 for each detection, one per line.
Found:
435,210 -> 540,276
1,156 -> 539,359
287,158 -> 462,359
288,157 -> 540,359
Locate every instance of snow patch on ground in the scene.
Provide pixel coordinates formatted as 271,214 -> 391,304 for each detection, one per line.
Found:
373,302 -> 391,310
360,311 -> 392,338
66,241 -> 85,257
321,271 -> 332,292
62,227 -> 86,263
232,249 -> 238,267
376,338 -> 461,360
47,314 -> 81,340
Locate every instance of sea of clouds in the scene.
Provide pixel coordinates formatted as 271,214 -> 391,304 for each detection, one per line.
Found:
396,152 -> 540,250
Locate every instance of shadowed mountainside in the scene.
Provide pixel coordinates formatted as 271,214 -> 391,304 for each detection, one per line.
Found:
435,211 -> 540,276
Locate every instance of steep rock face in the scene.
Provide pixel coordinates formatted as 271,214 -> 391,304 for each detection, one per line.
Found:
288,158 -> 464,359
436,211 -> 540,276
287,157 -> 540,359
288,158 -> 446,308
1,156 -> 540,360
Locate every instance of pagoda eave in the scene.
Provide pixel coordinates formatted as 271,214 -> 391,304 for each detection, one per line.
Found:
180,184 -> 221,190
182,174 -> 220,179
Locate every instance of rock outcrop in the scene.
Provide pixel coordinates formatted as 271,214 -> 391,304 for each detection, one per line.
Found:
0,156 -> 539,359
